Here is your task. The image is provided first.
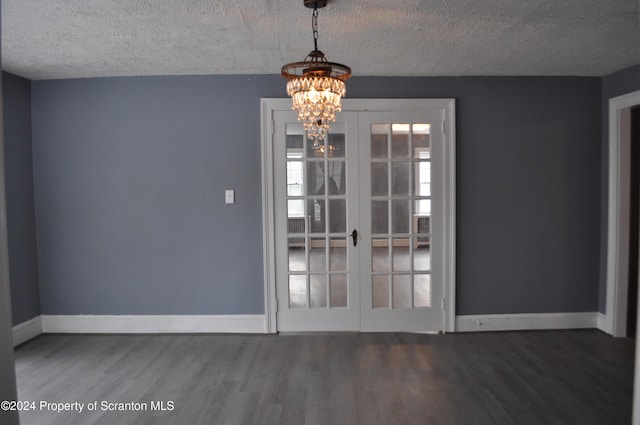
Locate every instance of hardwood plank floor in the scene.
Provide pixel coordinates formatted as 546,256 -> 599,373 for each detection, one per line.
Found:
14,330 -> 634,425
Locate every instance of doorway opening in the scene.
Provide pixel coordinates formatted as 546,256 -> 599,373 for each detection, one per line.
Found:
606,90 -> 640,337
261,99 -> 456,333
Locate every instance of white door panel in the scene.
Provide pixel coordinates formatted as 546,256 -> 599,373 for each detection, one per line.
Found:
274,111 -> 360,331
358,111 -> 444,332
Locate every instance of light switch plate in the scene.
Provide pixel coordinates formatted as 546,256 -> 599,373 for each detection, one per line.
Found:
225,190 -> 235,204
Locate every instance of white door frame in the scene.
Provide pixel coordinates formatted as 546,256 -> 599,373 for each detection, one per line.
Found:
605,90 -> 640,337
260,98 -> 456,333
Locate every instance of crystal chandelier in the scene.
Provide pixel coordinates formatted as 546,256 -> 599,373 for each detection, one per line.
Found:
281,0 -> 351,143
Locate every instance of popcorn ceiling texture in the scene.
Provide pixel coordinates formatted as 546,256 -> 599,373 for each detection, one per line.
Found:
2,0 -> 639,80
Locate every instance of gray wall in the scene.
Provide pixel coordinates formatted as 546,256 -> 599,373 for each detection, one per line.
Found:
3,72 -> 40,325
32,75 -> 601,316
599,65 -> 640,313
32,76 -> 278,315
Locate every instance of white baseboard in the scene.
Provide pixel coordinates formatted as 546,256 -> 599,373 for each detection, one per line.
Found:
455,312 -> 600,332
596,313 -> 609,334
14,313 -> 605,339
41,314 -> 267,334
13,316 -> 43,346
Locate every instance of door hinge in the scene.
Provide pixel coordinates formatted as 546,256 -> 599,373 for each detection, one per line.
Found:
272,120 -> 276,136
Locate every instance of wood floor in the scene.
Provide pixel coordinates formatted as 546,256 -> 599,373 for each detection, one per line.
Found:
14,330 -> 634,425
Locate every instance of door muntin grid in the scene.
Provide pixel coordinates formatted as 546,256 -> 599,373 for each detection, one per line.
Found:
286,123 -> 349,309
370,123 -> 432,309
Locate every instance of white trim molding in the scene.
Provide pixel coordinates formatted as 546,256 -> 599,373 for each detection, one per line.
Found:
261,98 -> 280,333
605,89 -> 640,337
41,315 -> 267,334
12,316 -> 43,346
455,312 -> 600,332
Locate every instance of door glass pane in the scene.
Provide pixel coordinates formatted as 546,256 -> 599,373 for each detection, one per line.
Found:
287,134 -> 304,149
414,199 -> 431,217
392,200 -> 410,233
286,128 -> 304,154
414,215 -> 430,235
287,202 -> 305,230
371,127 -> 389,159
413,237 -> 431,271
393,275 -> 411,309
392,162 -> 410,196
371,163 -> 388,196
309,237 -> 326,272
391,124 -> 410,158
414,214 -> 430,270
371,124 -> 389,155
327,161 -> 346,195
289,275 -> 307,308
412,124 -> 430,158
328,199 -> 346,233
372,239 -> 389,272
372,275 -> 389,308
328,133 -> 346,159
288,238 -> 305,271
414,161 -> 431,197
392,238 -> 410,271
371,200 -> 388,234
307,162 -> 325,196
330,275 -> 348,307
308,199 -> 325,233
310,275 -> 327,308
329,238 -> 347,271
287,161 -> 304,196
413,274 -> 431,308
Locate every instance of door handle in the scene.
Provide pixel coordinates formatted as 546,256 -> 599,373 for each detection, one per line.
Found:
351,229 -> 358,247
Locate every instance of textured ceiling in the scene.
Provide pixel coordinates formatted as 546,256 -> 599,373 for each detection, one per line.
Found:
2,0 -> 639,80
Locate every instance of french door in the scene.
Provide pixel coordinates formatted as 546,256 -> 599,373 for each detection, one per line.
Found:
265,99 -> 455,332
273,111 -> 360,331
358,111 -> 446,332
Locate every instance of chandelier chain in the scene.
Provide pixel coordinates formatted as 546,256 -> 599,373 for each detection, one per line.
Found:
312,7 -> 319,51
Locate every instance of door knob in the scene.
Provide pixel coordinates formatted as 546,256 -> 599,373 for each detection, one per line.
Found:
351,229 -> 358,247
